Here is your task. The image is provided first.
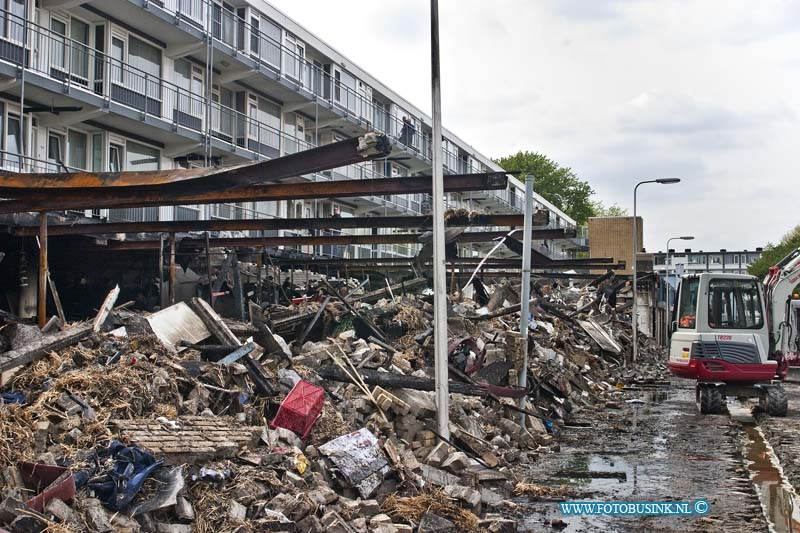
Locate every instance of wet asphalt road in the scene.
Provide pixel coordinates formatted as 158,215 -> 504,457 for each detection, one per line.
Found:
515,379 -> 770,532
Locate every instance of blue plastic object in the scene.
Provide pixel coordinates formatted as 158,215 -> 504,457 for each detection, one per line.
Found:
88,440 -> 164,510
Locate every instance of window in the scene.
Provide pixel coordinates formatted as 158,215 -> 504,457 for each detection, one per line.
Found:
91,134 -> 102,171
128,36 -> 161,99
707,278 -> 763,329
109,143 -> 123,172
333,68 -> 341,102
251,14 -> 280,67
677,277 -> 700,329
212,2 -> 236,45
6,114 -> 22,170
211,86 -> 234,136
68,130 -> 87,169
179,0 -> 204,23
710,255 -> 722,265
284,34 -> 305,82
249,16 -> 259,56
0,0 -> 24,42
126,141 -> 159,171
247,95 -> 280,148
110,37 -> 124,84
70,18 -> 90,81
47,133 -> 65,170
50,18 -> 67,71
174,60 -> 203,117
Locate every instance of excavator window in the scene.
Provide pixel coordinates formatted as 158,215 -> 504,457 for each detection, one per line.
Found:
707,279 -> 763,329
677,277 -> 699,329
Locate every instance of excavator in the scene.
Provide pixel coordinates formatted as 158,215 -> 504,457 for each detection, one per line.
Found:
668,247 -> 800,416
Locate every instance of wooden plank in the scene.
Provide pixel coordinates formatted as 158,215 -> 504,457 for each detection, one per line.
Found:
217,342 -> 256,366
186,297 -> 279,397
186,298 -> 240,346
294,296 -> 330,347
93,285 -> 120,333
317,365 -> 487,396
0,324 -> 92,372
576,318 -> 622,354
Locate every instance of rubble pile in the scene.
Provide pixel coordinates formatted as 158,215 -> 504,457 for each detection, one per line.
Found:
0,275 -> 666,532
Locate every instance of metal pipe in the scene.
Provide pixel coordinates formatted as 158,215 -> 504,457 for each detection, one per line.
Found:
19,0 -> 28,171
158,234 -> 164,307
518,175 -> 534,425
205,231 -> 213,306
169,233 -> 176,305
38,212 -> 47,328
430,0 -> 449,440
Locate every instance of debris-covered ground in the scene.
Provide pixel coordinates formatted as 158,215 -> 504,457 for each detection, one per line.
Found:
0,274 -> 677,532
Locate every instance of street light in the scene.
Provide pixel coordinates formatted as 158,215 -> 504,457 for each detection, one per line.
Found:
632,178 -> 681,363
665,235 -> 694,343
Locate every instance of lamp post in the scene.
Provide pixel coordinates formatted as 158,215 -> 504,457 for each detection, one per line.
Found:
632,178 -> 680,363
665,235 -> 694,343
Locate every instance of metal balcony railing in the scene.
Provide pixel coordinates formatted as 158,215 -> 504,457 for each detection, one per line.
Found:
133,0 -> 470,166
0,10 -> 314,163
0,7 -> 489,191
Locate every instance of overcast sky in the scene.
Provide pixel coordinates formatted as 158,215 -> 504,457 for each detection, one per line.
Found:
267,0 -> 799,253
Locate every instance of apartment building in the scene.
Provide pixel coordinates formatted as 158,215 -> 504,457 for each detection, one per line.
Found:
0,0 -> 576,260
654,248 -> 764,277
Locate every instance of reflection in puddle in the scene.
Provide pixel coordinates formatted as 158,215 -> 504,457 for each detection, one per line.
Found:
547,453 -> 640,498
744,424 -> 800,533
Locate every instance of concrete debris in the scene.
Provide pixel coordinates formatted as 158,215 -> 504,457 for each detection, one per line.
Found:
0,273 -> 666,531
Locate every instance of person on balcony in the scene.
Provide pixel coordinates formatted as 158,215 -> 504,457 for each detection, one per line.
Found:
399,116 -> 416,148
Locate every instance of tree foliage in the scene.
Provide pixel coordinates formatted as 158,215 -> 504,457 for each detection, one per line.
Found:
747,224 -> 800,279
590,201 -> 629,217
494,151 -> 596,224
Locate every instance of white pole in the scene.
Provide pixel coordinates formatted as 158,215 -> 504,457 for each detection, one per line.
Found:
430,0 -> 449,439
518,175 -> 534,426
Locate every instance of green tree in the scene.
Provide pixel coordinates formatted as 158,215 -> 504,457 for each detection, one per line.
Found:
494,151 -> 596,224
748,224 -> 800,279
590,201 -> 629,217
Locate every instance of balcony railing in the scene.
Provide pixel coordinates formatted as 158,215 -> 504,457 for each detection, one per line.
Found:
131,0 -> 470,166
1,6 -> 487,186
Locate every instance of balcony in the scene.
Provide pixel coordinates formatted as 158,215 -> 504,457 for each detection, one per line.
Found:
118,0 -> 467,166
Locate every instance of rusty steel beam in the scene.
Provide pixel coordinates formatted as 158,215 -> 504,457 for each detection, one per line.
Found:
0,134 -> 391,197
318,263 -> 627,272
271,256 -> 615,266
94,229 -> 589,251
0,173 -> 508,214
12,216 -> 576,238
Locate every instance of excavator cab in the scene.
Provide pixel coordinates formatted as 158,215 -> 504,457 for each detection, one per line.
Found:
669,273 -> 788,416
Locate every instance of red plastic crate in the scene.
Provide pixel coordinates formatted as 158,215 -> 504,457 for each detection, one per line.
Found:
270,380 -> 325,440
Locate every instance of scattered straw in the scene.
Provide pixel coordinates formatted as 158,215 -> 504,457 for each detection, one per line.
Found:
382,489 -> 480,531
513,482 -> 570,498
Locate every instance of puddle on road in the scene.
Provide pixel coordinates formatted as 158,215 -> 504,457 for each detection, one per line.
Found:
743,423 -> 800,532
